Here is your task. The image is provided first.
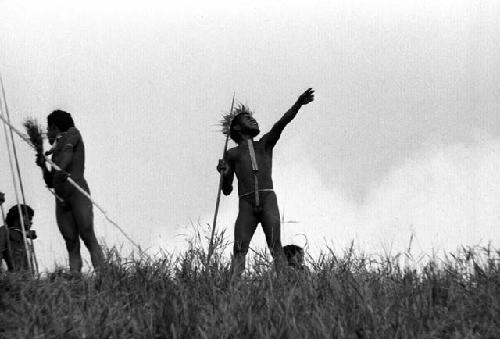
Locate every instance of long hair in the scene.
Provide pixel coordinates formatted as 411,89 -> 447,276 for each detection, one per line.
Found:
47,110 -> 74,132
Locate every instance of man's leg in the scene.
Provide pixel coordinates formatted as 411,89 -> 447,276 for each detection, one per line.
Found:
70,191 -> 104,271
260,192 -> 285,270
56,202 -> 82,273
232,197 -> 258,278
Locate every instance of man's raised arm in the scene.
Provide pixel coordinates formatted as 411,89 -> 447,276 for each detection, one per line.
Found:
264,88 -> 315,147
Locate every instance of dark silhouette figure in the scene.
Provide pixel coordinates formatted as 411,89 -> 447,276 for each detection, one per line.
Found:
283,244 -> 305,269
217,88 -> 315,277
36,110 -> 103,274
0,204 -> 36,272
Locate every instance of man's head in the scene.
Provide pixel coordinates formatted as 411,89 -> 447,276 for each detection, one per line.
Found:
283,244 -> 305,268
47,110 -> 74,145
229,105 -> 260,143
5,204 -> 34,230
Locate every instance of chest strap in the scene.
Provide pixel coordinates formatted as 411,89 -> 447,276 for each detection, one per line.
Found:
247,140 -> 260,206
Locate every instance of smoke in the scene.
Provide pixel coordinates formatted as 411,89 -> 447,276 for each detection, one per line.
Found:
211,133 -> 500,259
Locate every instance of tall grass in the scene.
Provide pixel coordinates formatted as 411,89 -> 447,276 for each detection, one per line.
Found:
0,229 -> 499,338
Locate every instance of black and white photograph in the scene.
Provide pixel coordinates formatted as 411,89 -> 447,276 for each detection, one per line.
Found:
1,0 -> 499,337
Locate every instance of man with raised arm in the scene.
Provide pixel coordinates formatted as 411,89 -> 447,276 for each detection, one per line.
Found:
217,88 -> 315,278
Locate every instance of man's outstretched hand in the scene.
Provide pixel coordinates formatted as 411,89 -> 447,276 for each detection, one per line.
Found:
296,88 -> 315,106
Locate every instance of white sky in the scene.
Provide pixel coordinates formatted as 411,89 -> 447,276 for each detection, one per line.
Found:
1,0 -> 499,271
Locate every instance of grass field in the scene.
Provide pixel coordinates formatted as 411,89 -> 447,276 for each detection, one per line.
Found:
0,232 -> 499,339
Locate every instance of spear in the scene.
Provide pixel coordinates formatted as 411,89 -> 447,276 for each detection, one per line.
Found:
207,93 -> 235,265
0,105 -> 141,252
0,76 -> 34,275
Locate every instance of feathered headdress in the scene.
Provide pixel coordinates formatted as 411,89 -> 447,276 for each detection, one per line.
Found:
23,118 -> 44,156
219,103 -> 253,136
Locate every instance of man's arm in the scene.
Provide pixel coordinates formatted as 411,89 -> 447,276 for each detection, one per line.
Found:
217,152 -> 235,195
222,163 -> 234,195
55,127 -> 81,171
42,167 -> 55,188
36,155 -> 55,188
263,88 -> 315,148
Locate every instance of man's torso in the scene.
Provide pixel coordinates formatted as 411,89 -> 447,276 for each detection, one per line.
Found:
51,127 -> 86,180
229,138 -> 274,196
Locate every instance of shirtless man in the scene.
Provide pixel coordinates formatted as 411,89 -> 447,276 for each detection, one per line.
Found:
217,88 -> 315,277
36,110 -> 103,274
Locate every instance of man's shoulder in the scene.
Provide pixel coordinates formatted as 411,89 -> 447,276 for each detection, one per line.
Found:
227,146 -> 239,156
256,134 -> 269,144
64,127 -> 81,138
227,146 -> 245,165
58,127 -> 82,148
256,133 -> 275,148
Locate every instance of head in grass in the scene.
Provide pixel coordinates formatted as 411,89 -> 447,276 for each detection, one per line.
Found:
221,104 -> 260,143
283,244 -> 305,269
47,110 -> 74,145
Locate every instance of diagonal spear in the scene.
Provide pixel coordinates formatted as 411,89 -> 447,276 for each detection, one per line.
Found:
207,93 -> 235,265
0,106 -> 142,253
0,76 -> 34,275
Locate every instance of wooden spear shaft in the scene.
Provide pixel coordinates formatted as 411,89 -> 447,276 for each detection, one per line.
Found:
0,87 -> 38,274
0,87 -> 34,275
207,94 -> 235,265
0,77 -> 38,275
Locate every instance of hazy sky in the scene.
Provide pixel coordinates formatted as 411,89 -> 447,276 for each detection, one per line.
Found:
1,0 -> 499,271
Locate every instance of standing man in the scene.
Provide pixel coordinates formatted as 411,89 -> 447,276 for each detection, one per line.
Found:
36,110 -> 103,274
217,88 -> 315,278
